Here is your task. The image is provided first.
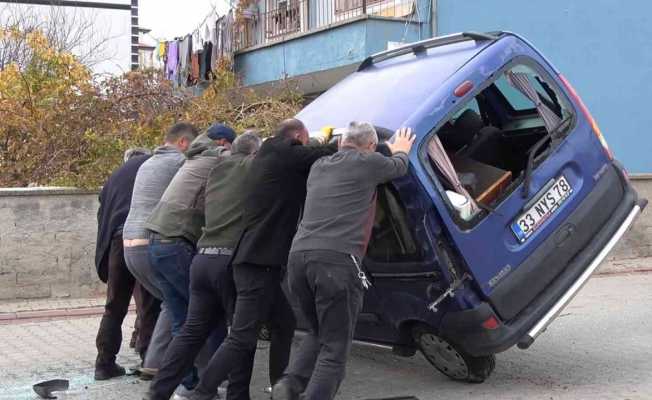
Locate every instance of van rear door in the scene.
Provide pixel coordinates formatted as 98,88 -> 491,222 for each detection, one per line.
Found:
420,53 -> 616,322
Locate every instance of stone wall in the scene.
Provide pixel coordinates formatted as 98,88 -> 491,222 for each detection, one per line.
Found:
0,188 -> 102,300
0,180 -> 650,301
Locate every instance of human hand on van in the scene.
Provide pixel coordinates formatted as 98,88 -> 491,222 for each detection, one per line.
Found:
387,127 -> 416,155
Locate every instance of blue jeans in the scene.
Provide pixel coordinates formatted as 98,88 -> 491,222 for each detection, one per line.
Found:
149,238 -> 198,389
149,239 -> 196,335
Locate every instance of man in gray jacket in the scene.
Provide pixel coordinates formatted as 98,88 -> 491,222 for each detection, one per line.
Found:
273,122 -> 415,400
123,122 -> 199,379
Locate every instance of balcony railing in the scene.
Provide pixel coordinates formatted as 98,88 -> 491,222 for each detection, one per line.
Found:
234,0 -> 418,51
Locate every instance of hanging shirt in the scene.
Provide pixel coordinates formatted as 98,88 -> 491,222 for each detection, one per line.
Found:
166,41 -> 179,81
201,42 -> 212,80
158,42 -> 166,59
178,35 -> 191,86
191,52 -> 201,84
211,18 -> 220,70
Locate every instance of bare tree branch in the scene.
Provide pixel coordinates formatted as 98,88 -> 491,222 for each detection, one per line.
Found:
0,2 -> 115,70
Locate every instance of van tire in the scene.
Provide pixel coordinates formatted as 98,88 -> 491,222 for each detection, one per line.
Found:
412,325 -> 495,383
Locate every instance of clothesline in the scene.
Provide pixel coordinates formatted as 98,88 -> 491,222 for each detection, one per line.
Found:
157,7 -> 236,88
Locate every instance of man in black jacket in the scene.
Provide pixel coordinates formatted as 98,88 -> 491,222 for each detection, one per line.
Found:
94,149 -> 159,380
186,119 -> 336,400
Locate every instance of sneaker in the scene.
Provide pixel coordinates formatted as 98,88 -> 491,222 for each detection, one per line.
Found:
94,362 -> 126,381
272,376 -> 304,400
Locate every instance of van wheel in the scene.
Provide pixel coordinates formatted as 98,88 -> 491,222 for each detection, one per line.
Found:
413,326 -> 495,383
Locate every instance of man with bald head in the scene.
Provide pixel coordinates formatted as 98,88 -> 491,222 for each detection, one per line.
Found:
185,119 -> 336,400
274,122 -> 415,400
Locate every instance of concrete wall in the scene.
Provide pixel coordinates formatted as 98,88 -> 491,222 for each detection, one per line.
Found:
436,0 -> 652,173
0,180 -> 649,301
0,188 -> 103,300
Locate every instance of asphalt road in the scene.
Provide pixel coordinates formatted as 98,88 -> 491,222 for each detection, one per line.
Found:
1,272 -> 650,400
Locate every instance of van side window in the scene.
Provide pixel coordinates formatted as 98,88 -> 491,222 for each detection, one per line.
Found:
366,184 -> 419,263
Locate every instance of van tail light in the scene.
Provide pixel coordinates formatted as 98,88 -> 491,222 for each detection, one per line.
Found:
481,316 -> 500,330
558,74 -> 613,160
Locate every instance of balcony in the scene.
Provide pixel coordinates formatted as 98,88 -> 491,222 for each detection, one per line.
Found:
232,0 -> 432,92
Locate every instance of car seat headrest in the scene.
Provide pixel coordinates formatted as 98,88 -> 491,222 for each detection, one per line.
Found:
453,109 -> 483,138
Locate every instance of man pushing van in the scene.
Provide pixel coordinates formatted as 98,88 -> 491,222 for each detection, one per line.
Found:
273,122 -> 416,400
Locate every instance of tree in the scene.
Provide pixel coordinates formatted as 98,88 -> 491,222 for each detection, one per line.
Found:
0,27 -> 302,188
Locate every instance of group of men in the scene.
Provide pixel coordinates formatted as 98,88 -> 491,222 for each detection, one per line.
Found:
94,117 -> 415,400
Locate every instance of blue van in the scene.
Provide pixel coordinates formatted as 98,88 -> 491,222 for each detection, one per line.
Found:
295,31 -> 647,382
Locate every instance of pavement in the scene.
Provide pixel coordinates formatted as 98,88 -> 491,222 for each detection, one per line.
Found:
0,272 -> 651,400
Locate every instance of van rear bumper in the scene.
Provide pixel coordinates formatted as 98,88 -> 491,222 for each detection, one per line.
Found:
440,166 -> 646,356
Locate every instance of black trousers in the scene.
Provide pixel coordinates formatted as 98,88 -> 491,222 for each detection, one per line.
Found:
96,235 -> 161,365
285,250 -> 364,400
194,263 -> 297,399
149,254 -> 233,400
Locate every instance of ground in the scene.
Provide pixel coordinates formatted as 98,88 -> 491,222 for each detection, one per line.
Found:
1,273 -> 651,400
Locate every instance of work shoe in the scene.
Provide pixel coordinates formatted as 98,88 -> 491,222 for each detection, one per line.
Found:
94,362 -> 126,380
272,375 -> 304,400
138,367 -> 158,381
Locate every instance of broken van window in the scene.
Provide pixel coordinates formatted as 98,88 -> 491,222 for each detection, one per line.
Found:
426,61 -> 574,225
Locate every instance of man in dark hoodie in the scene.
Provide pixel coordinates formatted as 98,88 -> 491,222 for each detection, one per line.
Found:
94,147 -> 154,381
145,124 -> 236,393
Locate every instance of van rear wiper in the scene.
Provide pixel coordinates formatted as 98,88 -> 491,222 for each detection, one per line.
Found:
521,116 -> 573,199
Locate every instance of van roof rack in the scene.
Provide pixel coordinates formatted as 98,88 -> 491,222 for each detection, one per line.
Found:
357,31 -> 501,72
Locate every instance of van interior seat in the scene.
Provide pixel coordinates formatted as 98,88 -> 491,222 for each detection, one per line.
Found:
461,126 -> 505,168
440,109 -> 483,153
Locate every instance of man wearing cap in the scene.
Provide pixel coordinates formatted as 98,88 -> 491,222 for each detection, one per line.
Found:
144,123 -> 236,392
144,131 -> 263,400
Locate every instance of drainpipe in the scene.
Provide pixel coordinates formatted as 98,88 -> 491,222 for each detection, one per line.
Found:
431,0 -> 437,36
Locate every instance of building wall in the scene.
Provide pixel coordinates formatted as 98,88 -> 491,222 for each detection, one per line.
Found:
436,0 -> 652,173
0,0 -> 138,74
0,183 -> 649,301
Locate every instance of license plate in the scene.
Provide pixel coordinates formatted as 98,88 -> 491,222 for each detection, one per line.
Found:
511,176 -> 573,243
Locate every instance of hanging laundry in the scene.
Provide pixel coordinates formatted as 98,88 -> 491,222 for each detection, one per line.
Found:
158,42 -> 167,60
192,30 -> 202,53
223,10 -> 234,59
211,17 -> 220,71
191,51 -> 201,84
201,41 -> 212,80
166,41 -> 179,82
178,35 -> 192,86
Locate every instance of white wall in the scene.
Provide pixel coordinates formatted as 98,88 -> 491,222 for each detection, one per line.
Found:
0,2 -> 133,75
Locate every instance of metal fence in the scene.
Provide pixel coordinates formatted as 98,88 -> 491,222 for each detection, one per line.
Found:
234,0 -> 417,51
